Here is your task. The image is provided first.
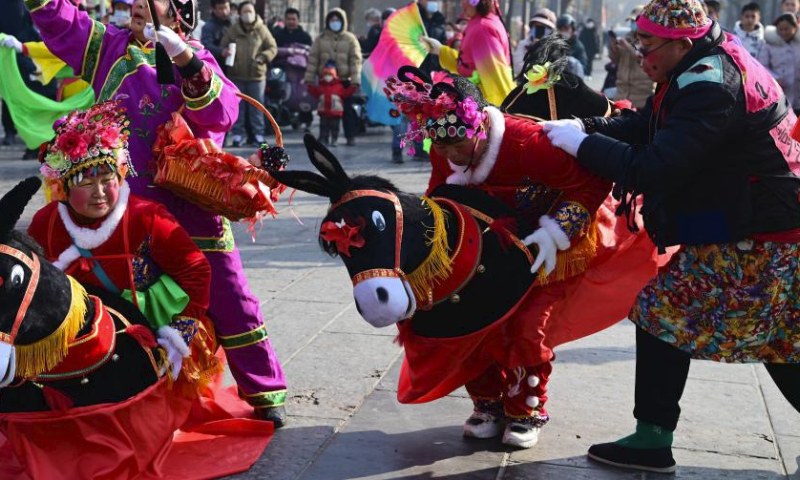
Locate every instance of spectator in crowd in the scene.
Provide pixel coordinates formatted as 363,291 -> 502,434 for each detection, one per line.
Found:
360,8 -> 382,55
201,0 -> 232,69
579,18 -> 600,78
267,15 -> 284,35
273,7 -> 312,48
306,8 -> 363,146
609,5 -> 655,109
557,14 -> 589,75
308,60 -> 357,146
758,13 -> 800,114
734,2 -> 765,58
512,8 -> 556,77
445,22 -> 457,41
457,16 -> 469,33
418,0 -> 447,75
108,0 -> 133,28
704,0 -> 722,22
222,0 -> 278,146
783,0 -> 800,17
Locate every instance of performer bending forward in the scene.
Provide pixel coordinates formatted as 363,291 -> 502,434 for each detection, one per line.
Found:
25,0 -> 288,424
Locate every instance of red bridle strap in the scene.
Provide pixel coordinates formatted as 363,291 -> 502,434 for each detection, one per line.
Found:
0,244 -> 41,344
330,190 -> 405,286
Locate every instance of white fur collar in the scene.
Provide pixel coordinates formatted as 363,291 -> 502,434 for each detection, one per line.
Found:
446,106 -> 506,186
53,181 -> 130,271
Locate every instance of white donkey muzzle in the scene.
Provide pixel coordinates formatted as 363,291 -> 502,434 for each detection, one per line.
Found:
353,277 -> 416,328
0,342 -> 16,388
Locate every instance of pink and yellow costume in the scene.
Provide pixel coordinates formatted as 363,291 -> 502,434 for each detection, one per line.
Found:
26,0 -> 287,410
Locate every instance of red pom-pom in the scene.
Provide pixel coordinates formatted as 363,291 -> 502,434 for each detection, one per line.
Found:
125,324 -> 158,349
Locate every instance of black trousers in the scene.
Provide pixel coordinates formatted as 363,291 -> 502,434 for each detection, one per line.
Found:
2,100 -> 16,136
634,327 -> 800,432
318,116 -> 341,144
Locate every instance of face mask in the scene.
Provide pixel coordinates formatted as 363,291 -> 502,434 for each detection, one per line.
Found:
323,74 -> 334,82
110,10 -> 130,26
241,12 -> 256,24
329,20 -> 343,32
426,1 -> 439,13
559,30 -> 572,39
533,25 -> 552,39
585,21 -> 595,29
445,30 -> 455,39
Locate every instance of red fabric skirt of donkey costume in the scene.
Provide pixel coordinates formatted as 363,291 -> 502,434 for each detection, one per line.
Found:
398,197 -> 671,404
0,360 -> 274,480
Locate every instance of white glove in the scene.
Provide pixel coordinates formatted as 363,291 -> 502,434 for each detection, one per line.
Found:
541,118 -> 585,133
1,35 -> 23,53
545,123 -> 588,157
523,216 -> 571,276
421,36 -> 442,55
157,325 -> 191,380
143,24 -> 188,59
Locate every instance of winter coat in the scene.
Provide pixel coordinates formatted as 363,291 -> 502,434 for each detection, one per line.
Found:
579,26 -> 600,59
220,16 -> 277,81
419,5 -> 446,75
757,27 -> 800,110
609,31 -> 655,108
273,25 -> 312,48
359,24 -> 382,56
579,25 -> 800,251
566,36 -> 589,73
733,21 -> 765,58
307,79 -> 357,117
200,14 -> 232,68
305,8 -> 363,84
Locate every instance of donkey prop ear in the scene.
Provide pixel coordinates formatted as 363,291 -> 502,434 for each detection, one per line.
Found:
303,134 -> 350,189
0,177 -> 42,239
268,169 -> 337,199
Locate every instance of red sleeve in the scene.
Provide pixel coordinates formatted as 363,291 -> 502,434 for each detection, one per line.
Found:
342,85 -> 358,98
27,202 -> 60,262
425,150 -> 451,196
147,205 -> 211,319
509,117 -> 611,240
307,84 -> 321,97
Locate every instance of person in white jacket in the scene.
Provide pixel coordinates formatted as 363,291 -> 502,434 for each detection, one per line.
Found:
733,2 -> 765,58
758,13 -> 800,113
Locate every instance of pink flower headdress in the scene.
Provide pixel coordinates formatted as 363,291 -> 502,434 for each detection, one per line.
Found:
40,101 -> 135,199
385,67 -> 488,154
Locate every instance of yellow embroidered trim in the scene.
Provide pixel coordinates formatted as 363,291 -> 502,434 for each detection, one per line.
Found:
15,277 -> 88,379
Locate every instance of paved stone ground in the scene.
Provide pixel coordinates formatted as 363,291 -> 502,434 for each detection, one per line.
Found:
1,62 -> 799,479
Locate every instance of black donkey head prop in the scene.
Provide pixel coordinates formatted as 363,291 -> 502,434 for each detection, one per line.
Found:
270,136 -> 540,339
0,178 -> 159,413
502,35 -> 613,119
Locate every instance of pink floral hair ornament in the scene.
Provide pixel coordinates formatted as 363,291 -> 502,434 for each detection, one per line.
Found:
385,67 -> 488,154
40,101 -> 136,196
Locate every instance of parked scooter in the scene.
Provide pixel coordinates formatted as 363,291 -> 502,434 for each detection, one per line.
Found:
273,43 -> 317,130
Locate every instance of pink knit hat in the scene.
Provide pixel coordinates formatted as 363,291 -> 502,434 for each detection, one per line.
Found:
636,0 -> 712,39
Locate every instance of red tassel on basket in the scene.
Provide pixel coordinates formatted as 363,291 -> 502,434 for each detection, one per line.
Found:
42,385 -> 74,412
125,325 -> 158,349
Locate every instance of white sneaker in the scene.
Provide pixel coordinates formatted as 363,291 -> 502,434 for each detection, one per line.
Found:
502,422 -> 540,449
463,411 -> 504,439
254,134 -> 266,145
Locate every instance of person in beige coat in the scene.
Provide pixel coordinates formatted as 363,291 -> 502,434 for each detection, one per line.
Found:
305,8 -> 363,145
221,1 -> 277,146
608,7 -> 655,109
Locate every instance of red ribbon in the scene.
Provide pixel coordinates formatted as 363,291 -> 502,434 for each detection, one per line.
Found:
320,220 -> 365,257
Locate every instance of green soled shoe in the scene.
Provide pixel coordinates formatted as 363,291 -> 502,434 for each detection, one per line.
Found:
587,442 -> 676,474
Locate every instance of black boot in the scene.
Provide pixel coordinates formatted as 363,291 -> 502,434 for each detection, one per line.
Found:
587,442 -> 676,474
255,405 -> 288,429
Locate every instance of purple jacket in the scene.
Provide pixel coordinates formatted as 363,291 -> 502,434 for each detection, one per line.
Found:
28,0 -> 240,238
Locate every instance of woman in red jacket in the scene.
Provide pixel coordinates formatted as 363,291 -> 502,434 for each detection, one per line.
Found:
28,101 -> 219,388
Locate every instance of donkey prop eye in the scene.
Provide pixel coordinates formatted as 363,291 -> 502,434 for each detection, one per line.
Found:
372,211 -> 386,231
9,265 -> 24,288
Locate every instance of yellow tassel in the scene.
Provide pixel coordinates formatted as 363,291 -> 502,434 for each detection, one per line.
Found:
15,277 -> 88,379
536,220 -> 599,285
406,197 -> 453,301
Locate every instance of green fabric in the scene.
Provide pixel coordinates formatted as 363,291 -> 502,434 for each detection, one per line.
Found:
121,274 -> 190,330
614,421 -> 674,449
0,33 -> 95,149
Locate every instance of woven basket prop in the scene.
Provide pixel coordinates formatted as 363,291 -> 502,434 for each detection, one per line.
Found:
152,93 -> 287,222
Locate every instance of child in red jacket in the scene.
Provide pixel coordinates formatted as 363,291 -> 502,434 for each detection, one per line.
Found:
308,61 -> 357,147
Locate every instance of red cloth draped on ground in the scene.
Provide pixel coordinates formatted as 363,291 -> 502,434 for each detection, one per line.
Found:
0,360 -> 273,480
398,197 -> 667,404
